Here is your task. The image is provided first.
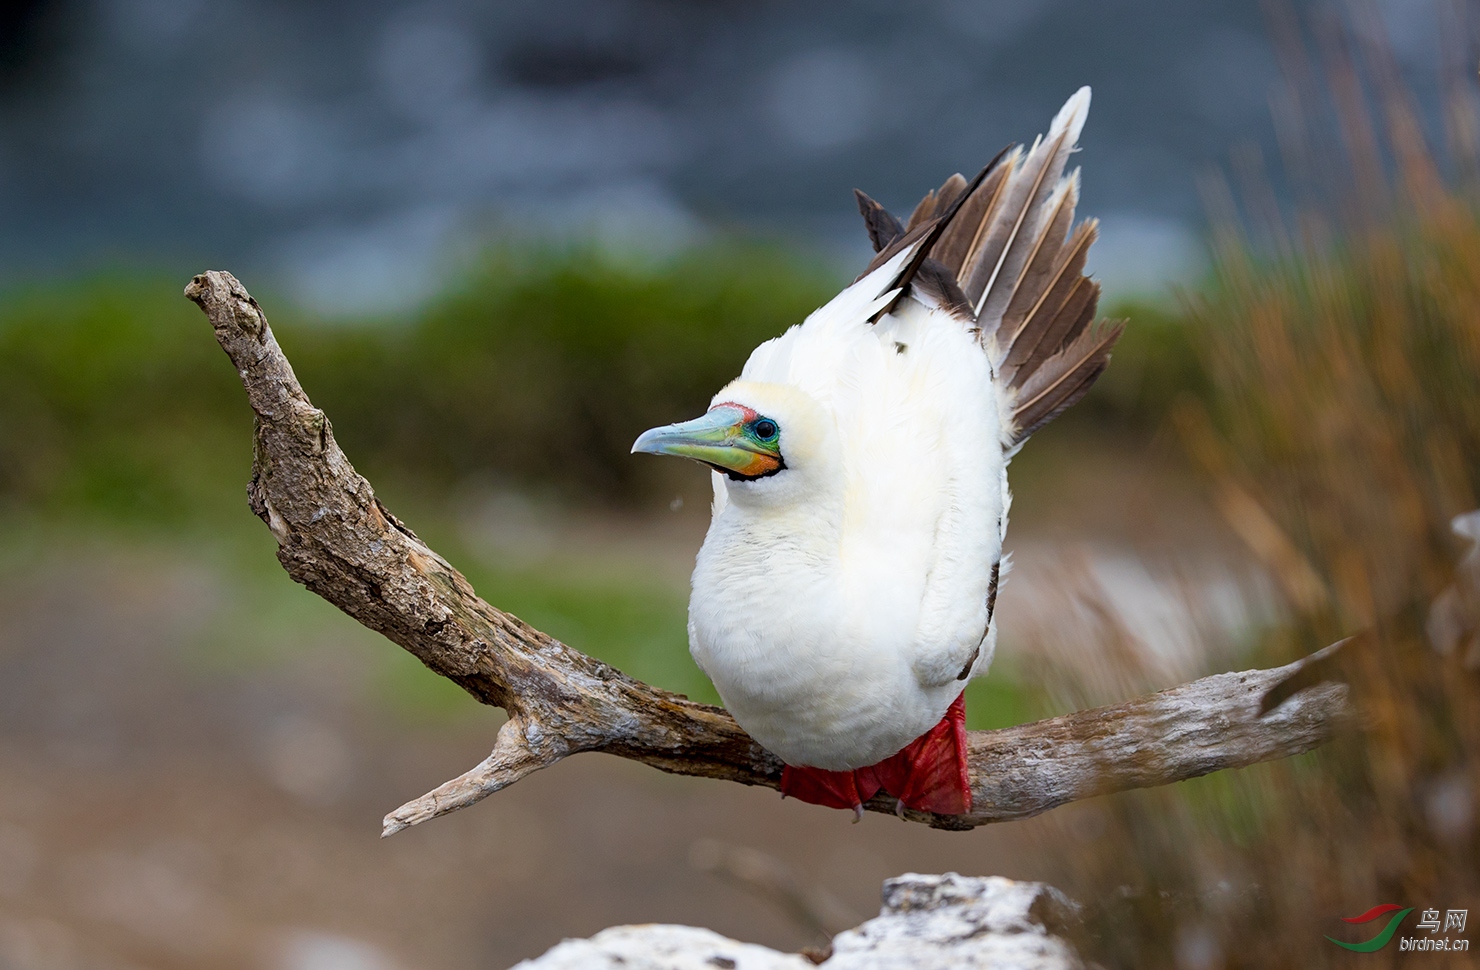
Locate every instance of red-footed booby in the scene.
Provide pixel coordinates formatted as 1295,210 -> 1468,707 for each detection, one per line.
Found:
633,87 -> 1122,817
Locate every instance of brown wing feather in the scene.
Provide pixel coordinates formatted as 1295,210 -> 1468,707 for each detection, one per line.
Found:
963,127 -> 1075,336
906,190 -> 937,231
997,175 -> 1078,351
854,189 -> 905,253
847,88 -> 1121,445
1012,320 -> 1125,439
933,162 -> 1012,279
1005,273 -> 1100,390
930,173 -> 968,219
911,260 -> 972,318
1000,218 -> 1100,385
867,157 -> 1000,322
856,219 -> 935,281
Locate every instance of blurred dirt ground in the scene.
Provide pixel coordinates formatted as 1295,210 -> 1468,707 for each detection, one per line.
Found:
0,434 -> 1251,970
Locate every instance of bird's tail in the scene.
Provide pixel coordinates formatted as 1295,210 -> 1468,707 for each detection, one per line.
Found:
856,87 -> 1124,447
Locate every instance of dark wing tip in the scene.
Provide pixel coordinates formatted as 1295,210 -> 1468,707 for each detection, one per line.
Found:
854,189 -> 906,254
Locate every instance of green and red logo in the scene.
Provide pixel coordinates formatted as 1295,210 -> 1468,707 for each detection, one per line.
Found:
1327,905 -> 1414,952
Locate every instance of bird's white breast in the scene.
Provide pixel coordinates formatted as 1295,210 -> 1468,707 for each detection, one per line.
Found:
688,295 -> 1006,770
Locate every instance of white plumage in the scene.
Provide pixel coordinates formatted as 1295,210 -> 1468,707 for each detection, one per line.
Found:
635,87 -> 1121,808
689,247 -> 1005,769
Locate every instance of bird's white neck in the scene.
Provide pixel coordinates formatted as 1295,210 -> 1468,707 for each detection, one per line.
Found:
706,457 -> 845,564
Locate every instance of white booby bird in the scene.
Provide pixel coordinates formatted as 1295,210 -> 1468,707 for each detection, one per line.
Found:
633,88 -> 1122,816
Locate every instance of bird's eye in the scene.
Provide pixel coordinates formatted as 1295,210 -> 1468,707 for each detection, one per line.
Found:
753,419 -> 778,440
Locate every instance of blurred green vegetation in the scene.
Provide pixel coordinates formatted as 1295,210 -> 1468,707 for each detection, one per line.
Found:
275,243 -> 848,503
0,243 -> 1195,524
0,243 -> 842,520
0,274 -> 248,523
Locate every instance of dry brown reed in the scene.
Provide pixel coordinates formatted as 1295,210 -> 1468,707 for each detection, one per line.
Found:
1027,9 -> 1480,968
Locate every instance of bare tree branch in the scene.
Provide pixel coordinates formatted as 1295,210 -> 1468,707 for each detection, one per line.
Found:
184,270 -> 1355,836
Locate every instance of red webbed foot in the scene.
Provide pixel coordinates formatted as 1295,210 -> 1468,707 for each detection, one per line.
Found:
777,692 -> 971,817
779,763 -> 881,820
869,692 -> 971,814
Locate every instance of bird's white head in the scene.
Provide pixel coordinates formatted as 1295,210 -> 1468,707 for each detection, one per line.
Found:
631,379 -> 836,510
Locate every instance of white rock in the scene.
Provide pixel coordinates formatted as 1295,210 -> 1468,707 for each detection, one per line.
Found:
511,924 -> 812,970
511,873 -> 1083,970
826,873 -> 1084,969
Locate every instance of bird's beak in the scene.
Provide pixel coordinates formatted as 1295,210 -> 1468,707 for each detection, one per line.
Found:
631,404 -> 782,478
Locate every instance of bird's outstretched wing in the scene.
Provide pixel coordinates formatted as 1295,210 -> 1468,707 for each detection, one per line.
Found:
853,87 -> 1124,447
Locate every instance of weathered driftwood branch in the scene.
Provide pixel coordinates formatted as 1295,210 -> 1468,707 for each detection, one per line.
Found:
185,270 -> 1355,836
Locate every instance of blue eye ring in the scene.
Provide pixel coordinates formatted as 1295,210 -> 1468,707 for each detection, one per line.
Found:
752,418 -> 778,441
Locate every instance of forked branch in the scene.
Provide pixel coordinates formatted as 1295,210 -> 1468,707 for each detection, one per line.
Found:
185,270 -> 1355,836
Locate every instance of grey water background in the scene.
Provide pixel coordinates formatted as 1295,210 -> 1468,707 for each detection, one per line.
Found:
0,0 -> 1451,314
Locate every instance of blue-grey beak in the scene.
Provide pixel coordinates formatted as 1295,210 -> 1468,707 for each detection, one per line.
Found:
631,405 -> 781,478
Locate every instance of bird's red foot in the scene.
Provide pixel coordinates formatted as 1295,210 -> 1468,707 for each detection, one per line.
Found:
779,693 -> 971,816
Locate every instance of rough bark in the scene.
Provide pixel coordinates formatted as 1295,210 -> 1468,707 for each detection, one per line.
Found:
184,270 -> 1356,836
